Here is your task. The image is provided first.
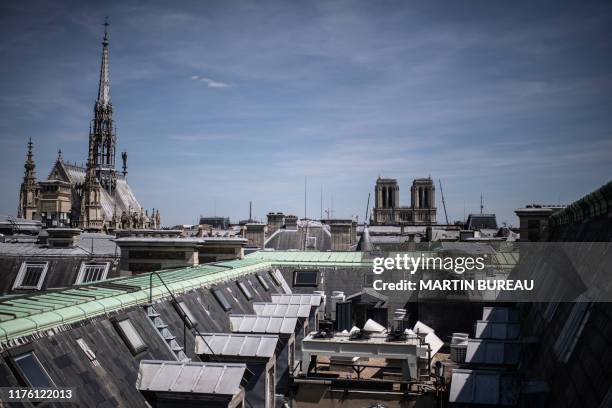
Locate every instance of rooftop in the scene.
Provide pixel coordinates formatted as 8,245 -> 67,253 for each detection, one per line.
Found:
0,232 -> 118,256
0,251 -> 365,345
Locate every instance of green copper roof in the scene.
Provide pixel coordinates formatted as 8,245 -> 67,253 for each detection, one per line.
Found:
246,250 -> 365,265
0,252 -> 369,345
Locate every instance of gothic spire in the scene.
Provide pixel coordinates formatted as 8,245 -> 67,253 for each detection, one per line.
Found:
97,17 -> 110,107
18,138 -> 39,220
89,17 -> 117,192
24,138 -> 36,180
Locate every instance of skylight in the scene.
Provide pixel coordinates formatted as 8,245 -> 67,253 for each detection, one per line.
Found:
212,288 -> 232,311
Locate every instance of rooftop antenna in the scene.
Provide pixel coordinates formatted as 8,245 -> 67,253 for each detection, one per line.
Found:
249,201 -> 252,221
480,194 -> 484,214
320,186 -> 323,221
365,192 -> 371,224
438,179 -> 449,225
304,176 -> 307,220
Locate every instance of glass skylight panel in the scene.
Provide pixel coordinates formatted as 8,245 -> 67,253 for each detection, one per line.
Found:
256,274 -> 270,291
268,269 -> 282,287
237,281 -> 253,300
212,288 -> 232,311
116,319 -> 147,354
178,301 -> 197,328
293,270 -> 318,287
13,352 -> 55,387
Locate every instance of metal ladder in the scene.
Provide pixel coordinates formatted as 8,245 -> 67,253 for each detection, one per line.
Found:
146,305 -> 188,361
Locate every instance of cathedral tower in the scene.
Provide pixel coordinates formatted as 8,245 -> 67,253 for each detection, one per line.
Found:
17,138 -> 40,220
410,177 -> 436,224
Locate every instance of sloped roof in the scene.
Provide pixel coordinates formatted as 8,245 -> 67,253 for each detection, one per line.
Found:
48,161 -> 143,218
465,214 -> 498,230
0,258 -> 268,342
265,225 -> 331,251
0,252 -> 368,344
0,233 -> 117,257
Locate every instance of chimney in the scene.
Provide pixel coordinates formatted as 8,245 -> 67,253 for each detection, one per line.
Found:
329,219 -> 353,251
46,228 -> 81,248
266,212 -> 285,236
244,223 -> 266,248
285,215 -> 298,230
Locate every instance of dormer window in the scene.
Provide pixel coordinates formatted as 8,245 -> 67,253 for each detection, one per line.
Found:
76,262 -> 110,284
13,262 -> 49,290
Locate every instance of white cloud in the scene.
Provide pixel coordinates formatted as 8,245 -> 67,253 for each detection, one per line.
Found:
199,77 -> 229,88
190,74 -> 229,87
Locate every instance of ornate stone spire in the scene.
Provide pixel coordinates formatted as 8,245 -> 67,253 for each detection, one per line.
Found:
89,17 -> 117,193
17,138 -> 40,220
24,138 -> 36,180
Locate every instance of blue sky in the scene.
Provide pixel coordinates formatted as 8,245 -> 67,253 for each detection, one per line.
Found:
1,0 -> 611,227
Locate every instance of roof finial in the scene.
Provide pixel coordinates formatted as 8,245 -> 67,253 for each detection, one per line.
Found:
57,149 -> 63,161
103,16 -> 109,44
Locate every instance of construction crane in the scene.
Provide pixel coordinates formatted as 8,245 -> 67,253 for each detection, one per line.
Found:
438,179 -> 450,225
